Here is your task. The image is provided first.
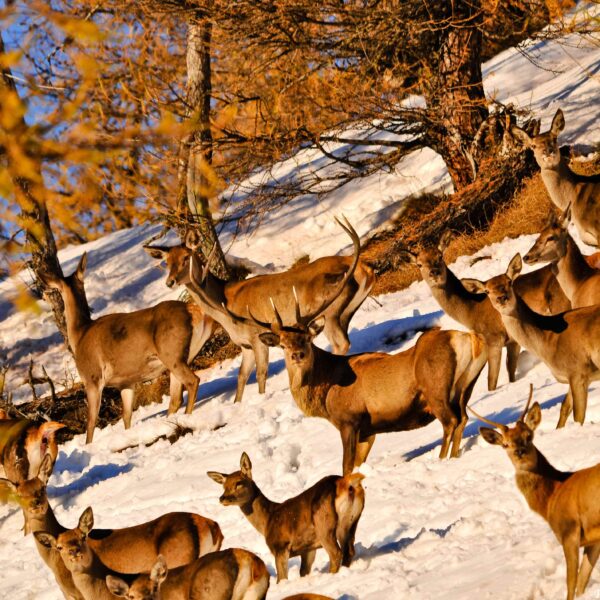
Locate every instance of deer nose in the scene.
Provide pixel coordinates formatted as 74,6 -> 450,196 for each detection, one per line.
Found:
291,351 -> 305,362
523,252 -> 535,264
166,278 -> 175,288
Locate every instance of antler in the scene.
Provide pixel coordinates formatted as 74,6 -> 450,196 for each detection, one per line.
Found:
468,405 -> 508,433
296,215 -> 361,326
518,384 -> 534,422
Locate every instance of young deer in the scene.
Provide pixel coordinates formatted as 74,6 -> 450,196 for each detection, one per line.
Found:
474,387 -> 600,600
511,108 -> 600,247
524,208 -> 600,308
105,550 -> 270,600
145,217 -> 374,404
0,417 -> 64,482
41,253 -> 215,443
463,254 -> 600,427
2,458 -> 222,598
34,507 -> 226,600
208,453 -> 365,582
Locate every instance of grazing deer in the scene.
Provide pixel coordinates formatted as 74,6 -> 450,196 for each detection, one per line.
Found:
0,417 -> 64,482
402,232 -> 520,391
105,550 -> 270,600
34,506 -> 225,600
463,254 -> 600,427
524,208 -> 600,308
511,108 -> 600,247
144,218 -> 374,404
208,453 -> 365,582
2,456 -> 222,599
474,387 -> 600,600
40,253 -> 215,443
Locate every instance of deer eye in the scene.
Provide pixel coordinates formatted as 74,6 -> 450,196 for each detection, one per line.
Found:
235,482 -> 244,489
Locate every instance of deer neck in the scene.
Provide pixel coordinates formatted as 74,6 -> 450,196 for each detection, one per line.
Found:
69,550 -> 115,599
286,345 -> 333,419
239,483 -> 279,538
185,276 -> 230,324
540,160 -> 577,210
26,503 -> 63,537
60,285 -> 92,352
428,267 -> 482,312
500,295 -> 558,351
555,236 -> 595,299
515,449 -> 571,520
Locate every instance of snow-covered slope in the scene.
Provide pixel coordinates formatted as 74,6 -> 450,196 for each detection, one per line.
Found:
1,9 -> 600,600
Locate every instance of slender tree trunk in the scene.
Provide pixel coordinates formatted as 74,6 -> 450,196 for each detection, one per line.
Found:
177,5 -> 229,279
0,34 -> 69,345
424,0 -> 488,191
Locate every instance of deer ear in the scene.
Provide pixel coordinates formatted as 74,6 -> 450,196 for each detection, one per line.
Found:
151,555 -> 168,585
560,204 -> 572,227
207,471 -> 226,485
185,229 -> 202,251
258,332 -> 280,347
438,231 -> 453,254
74,253 -> 87,281
78,507 -> 94,535
308,317 -> 325,337
550,108 -> 565,136
510,125 -> 532,147
524,402 -> 542,431
0,478 -> 17,495
240,452 -> 252,478
105,575 -> 130,597
37,453 -> 54,485
38,270 -> 61,291
34,531 -> 57,549
461,278 -> 486,294
479,427 -> 504,446
507,254 -> 523,280
143,245 -> 170,261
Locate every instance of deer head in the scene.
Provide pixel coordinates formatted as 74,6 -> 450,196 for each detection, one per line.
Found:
207,452 -> 259,507
472,385 -> 542,471
400,231 -> 453,287
523,207 -> 571,265
510,108 -> 565,170
462,254 -> 523,315
106,556 -> 167,600
35,506 -> 95,573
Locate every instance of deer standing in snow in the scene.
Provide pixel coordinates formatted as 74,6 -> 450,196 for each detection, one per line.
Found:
208,452 -> 365,582
40,253 -> 214,443
511,108 -> 600,246
474,387 -> 600,600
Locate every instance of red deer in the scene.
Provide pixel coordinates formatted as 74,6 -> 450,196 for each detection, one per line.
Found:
474,387 -> 600,600
2,456 -> 222,599
34,506 -> 224,600
105,550 -> 269,600
463,254 -> 600,427
524,207 -> 600,307
40,253 -> 214,443
144,218 -> 374,404
511,108 -> 600,246
208,452 -> 365,582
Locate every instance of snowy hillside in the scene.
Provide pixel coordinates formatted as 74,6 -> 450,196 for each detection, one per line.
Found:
1,8 -> 600,600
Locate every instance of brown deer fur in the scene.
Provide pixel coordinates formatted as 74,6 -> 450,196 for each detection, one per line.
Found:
463,254 -> 600,427
144,219 -> 374,404
511,108 -> 600,247
476,392 -> 600,600
40,253 -> 214,443
208,453 -> 365,582
105,550 -> 270,600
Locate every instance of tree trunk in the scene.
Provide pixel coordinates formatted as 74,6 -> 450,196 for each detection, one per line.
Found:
0,34 -> 69,346
424,0 -> 488,191
177,6 -> 229,280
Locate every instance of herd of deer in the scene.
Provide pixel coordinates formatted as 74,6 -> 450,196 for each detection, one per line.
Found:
0,108 -> 599,599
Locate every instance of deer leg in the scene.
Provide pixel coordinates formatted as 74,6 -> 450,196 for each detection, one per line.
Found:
340,424 -> 358,476
300,549 -> 316,577
253,341 -> 269,395
120,388 -> 135,430
570,376 -> 589,425
85,382 -> 103,444
576,543 -> 600,596
234,348 -> 256,403
563,531 -> 581,600
557,388 -> 573,429
438,410 -> 459,460
274,548 -> 290,582
341,518 -> 360,567
486,343 -> 502,391
167,363 -> 199,415
506,340 -> 520,383
319,528 -> 343,574
168,374 -> 184,413
354,434 -> 376,468
450,375 -> 478,459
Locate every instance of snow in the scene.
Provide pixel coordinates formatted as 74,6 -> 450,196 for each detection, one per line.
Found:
1,8 -> 600,600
